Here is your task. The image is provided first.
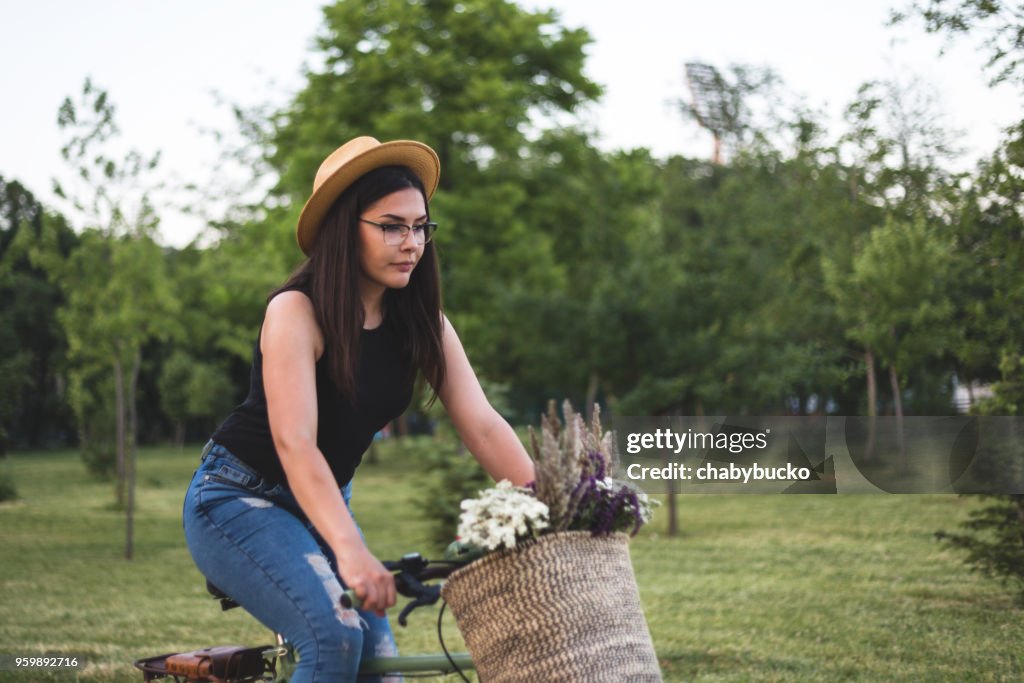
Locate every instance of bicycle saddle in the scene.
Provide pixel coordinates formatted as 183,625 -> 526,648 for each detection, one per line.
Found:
206,579 -> 241,611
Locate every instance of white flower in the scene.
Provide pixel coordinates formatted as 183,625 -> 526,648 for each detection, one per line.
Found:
635,491 -> 660,523
456,480 -> 550,551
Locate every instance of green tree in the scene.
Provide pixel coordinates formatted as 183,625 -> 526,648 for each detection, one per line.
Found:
949,121 -> 1024,389
830,77 -> 963,430
948,125 -> 1024,582
42,79 -> 180,559
272,0 -> 599,195
841,78 -> 963,220
892,2 -> 1024,600
489,130 -> 661,409
936,493 -> 1024,605
0,177 -> 78,452
891,0 -> 1024,85
159,350 -> 234,447
645,118 -> 873,419
825,216 -> 956,462
266,0 -> 601,402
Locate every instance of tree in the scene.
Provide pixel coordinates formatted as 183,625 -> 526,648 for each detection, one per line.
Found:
936,493 -> 1024,605
841,78 -> 963,220
645,112 -> 874,419
43,79 -> 180,559
891,0 -> 1024,85
271,0 -> 600,196
892,1 -> 1024,602
949,121 -> 1024,386
159,350 -> 234,447
829,76 -> 963,438
263,0 -> 603,415
825,216 -> 956,464
494,130 -> 662,409
0,177 -> 78,451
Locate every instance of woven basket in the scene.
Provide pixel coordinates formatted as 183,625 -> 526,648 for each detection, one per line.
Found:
441,531 -> 662,682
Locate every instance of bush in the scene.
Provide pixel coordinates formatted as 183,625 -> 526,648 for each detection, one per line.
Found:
939,355 -> 1024,605
413,440 -> 491,548
67,363 -> 117,478
937,494 -> 1024,606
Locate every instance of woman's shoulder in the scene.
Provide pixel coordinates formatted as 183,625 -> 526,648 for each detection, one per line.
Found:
267,288 -> 314,312
262,289 -> 324,360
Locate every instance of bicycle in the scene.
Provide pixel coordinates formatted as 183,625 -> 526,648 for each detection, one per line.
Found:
134,549 -> 479,682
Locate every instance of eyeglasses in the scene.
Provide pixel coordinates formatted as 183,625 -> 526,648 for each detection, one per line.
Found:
361,219 -> 438,246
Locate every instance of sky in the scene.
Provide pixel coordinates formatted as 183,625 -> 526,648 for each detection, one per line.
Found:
1,0 -> 1019,247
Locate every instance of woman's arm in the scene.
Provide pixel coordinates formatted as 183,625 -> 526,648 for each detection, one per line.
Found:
261,291 -> 395,614
434,315 -> 535,486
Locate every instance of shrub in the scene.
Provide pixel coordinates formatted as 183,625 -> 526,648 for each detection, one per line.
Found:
413,441 -> 491,548
937,494 -> 1024,605
938,354 -> 1024,605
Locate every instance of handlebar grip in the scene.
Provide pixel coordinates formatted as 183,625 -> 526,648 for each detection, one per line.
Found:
340,589 -> 363,610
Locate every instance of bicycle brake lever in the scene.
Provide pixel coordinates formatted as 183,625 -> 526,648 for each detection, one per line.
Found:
398,595 -> 435,627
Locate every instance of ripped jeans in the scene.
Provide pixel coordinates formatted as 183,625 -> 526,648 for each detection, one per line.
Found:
183,441 -> 399,683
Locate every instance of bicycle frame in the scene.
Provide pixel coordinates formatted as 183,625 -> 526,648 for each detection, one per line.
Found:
267,638 -> 474,679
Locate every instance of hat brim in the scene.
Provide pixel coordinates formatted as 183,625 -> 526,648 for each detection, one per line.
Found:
296,140 -> 440,255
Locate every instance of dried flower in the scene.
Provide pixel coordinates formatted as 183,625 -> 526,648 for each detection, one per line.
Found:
455,401 -> 657,558
530,401 -> 656,537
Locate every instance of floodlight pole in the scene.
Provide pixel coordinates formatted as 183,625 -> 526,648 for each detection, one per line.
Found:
685,62 -> 725,165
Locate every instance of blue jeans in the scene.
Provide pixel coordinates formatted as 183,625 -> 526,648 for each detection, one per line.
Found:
183,441 -> 399,683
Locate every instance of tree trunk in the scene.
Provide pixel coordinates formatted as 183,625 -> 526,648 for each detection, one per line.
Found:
1014,495 -> 1024,549
125,348 -> 141,560
665,409 -> 679,538
114,352 -> 126,506
666,475 -> 679,537
175,421 -> 185,449
584,371 -> 599,422
665,408 -> 700,539
865,345 -> 877,463
888,364 -> 906,472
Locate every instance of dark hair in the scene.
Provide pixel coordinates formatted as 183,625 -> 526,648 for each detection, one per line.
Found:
273,165 -> 446,404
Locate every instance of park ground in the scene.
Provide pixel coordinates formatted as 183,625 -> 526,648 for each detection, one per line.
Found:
0,442 -> 1021,682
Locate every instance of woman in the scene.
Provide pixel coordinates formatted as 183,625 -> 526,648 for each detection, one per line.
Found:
183,136 -> 535,682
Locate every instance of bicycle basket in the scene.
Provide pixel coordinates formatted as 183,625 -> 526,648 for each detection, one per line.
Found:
441,531 -> 662,682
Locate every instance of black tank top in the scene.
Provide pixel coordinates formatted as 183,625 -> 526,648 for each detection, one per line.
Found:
211,286 -> 414,487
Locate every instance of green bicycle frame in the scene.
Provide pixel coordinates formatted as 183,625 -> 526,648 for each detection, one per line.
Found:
264,642 -> 475,679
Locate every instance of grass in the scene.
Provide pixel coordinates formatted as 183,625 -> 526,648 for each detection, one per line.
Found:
0,443 -> 1021,682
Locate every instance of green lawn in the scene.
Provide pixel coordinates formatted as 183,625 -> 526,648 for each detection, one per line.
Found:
0,444 -> 1021,682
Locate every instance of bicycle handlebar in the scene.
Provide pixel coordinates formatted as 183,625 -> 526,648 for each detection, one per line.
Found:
339,550 -> 474,626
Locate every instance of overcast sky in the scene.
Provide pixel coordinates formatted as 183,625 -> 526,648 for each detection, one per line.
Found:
1,0 -> 1019,246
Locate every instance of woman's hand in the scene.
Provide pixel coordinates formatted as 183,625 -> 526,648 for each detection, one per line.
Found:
335,540 -> 396,616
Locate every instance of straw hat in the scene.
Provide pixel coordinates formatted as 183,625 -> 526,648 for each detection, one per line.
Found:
296,136 -> 441,254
